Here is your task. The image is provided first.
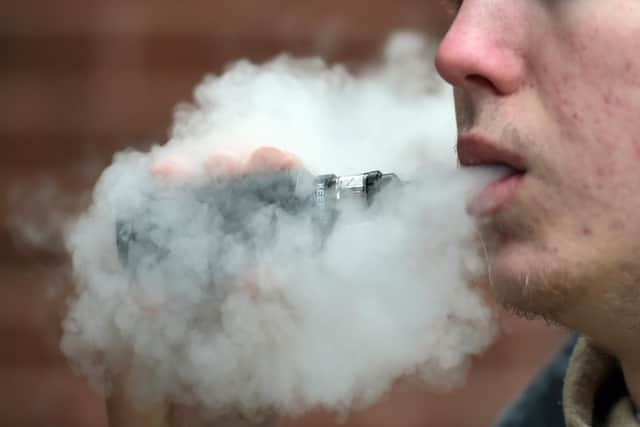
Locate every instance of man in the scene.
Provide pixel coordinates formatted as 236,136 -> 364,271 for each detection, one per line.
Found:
112,1 -> 640,425
435,0 -> 640,426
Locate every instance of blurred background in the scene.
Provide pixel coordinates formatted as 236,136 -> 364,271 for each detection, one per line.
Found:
1,1 -> 566,426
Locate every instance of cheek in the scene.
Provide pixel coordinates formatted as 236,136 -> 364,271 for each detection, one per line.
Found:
537,16 -> 640,126
535,26 -> 640,194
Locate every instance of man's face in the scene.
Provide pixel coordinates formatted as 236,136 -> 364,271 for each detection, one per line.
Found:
435,0 -> 640,323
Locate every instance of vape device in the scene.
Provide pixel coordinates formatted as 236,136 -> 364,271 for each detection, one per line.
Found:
116,170 -> 402,271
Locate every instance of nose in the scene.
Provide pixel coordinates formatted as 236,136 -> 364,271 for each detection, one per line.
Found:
435,4 -> 526,95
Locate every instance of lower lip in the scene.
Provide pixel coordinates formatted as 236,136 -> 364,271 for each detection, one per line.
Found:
467,173 -> 525,217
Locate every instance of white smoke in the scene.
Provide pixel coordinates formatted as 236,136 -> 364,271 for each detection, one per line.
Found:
6,178 -> 88,254
61,32 -> 500,418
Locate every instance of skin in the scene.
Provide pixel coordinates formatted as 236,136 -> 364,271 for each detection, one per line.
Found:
435,0 -> 640,405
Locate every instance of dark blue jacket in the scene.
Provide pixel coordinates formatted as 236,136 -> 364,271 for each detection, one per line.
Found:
493,336 -> 578,427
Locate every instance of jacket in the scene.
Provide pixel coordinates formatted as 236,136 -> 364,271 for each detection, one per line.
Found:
496,335 -> 640,427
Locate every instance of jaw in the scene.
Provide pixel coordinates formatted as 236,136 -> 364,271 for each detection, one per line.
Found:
477,217 -> 640,332
467,175 -> 635,326
472,217 -> 573,322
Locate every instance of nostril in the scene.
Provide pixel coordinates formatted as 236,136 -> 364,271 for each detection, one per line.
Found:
466,74 -> 499,93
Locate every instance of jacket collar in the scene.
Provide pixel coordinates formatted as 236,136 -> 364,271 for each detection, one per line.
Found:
563,337 -> 638,427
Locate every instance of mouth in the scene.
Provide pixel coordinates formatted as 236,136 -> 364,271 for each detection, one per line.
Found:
457,134 -> 527,217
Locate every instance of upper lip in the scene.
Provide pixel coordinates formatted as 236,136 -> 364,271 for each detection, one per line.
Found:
457,134 -> 527,172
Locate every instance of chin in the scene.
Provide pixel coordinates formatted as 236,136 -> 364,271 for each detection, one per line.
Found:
478,239 -> 570,322
471,193 -> 584,320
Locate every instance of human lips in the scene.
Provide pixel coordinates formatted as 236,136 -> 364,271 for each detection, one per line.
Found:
457,134 -> 527,217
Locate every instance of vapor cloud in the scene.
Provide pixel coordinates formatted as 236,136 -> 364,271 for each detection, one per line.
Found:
60,32 -> 500,418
